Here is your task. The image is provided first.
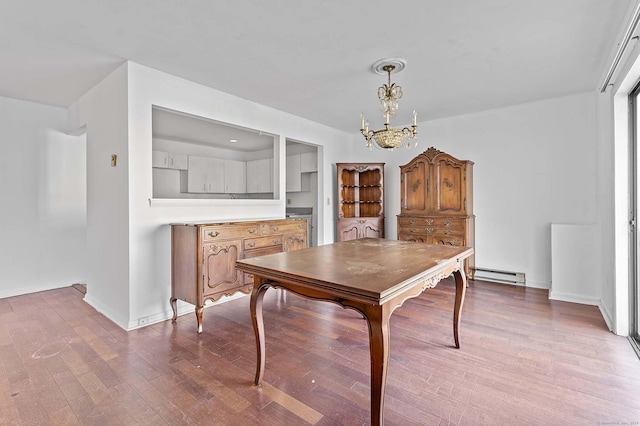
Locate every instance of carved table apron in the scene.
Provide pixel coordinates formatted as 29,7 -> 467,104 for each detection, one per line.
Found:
236,238 -> 474,425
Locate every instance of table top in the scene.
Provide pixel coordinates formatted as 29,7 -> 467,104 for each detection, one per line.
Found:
236,238 -> 473,304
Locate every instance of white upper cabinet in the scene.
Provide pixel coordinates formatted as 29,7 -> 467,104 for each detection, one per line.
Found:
167,153 -> 188,170
286,154 -> 302,192
187,156 -> 247,193
300,152 -> 317,173
224,160 -> 246,193
152,151 -> 169,168
153,150 -> 188,170
246,158 -> 273,193
187,156 -> 224,193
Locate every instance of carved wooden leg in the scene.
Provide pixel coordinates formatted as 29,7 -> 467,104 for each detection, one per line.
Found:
195,305 -> 203,334
364,304 -> 391,426
452,269 -> 468,349
250,281 -> 269,386
170,297 -> 178,322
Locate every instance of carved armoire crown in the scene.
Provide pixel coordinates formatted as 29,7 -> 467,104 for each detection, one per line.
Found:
397,147 -> 475,278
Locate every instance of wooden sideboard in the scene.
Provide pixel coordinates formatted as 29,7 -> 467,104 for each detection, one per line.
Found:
397,147 -> 475,278
170,218 -> 308,332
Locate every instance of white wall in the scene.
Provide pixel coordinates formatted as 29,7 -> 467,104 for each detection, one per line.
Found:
357,92 -> 599,290
0,96 -> 86,298
68,63 -> 131,328
70,62 -> 354,330
550,224 -> 599,304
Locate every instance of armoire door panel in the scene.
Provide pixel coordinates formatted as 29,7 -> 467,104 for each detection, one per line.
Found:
435,160 -> 464,214
401,161 -> 428,214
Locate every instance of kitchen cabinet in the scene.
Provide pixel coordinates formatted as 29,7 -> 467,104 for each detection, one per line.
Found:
170,218 -> 308,333
187,155 -> 224,193
286,154 -> 302,192
224,160 -> 246,193
300,152 -> 317,173
246,158 -> 272,193
152,150 -> 188,170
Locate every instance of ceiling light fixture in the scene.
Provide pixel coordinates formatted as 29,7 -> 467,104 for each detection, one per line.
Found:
360,58 -> 418,151
229,139 -> 238,143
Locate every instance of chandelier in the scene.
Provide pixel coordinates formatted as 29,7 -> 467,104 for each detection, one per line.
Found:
360,58 -> 418,151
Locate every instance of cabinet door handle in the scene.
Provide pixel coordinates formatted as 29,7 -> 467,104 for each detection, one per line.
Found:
272,226 -> 279,231
443,221 -> 452,227
409,220 -> 416,225
208,231 -> 220,238
426,228 -> 434,234
443,230 -> 452,235
247,229 -> 256,234
298,224 -> 304,228
273,239 -> 281,244
409,228 -> 418,233
247,242 -> 256,248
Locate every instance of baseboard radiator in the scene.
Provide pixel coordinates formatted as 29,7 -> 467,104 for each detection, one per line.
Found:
474,267 -> 526,285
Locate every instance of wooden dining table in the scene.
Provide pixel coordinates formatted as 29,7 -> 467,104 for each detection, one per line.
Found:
236,238 -> 474,425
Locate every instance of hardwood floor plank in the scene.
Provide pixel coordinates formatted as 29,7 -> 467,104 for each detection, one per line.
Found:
261,381 -> 324,424
0,280 -> 639,424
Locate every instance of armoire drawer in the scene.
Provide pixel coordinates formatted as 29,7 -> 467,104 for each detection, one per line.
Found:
433,236 -> 465,246
432,227 -> 464,238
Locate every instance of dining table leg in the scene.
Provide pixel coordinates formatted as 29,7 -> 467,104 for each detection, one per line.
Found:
250,281 -> 269,385
452,269 -> 467,349
364,303 -> 391,426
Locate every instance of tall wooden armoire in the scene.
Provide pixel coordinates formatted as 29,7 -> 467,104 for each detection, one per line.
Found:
397,147 -> 475,277
337,163 -> 385,241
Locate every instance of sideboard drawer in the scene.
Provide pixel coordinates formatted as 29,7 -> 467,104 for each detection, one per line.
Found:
202,225 -> 259,241
244,235 -> 283,250
262,219 -> 307,235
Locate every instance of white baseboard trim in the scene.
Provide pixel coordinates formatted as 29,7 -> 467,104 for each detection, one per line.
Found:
524,280 -> 549,290
549,290 -> 600,306
126,291 -> 250,331
598,300 -> 615,332
84,294 -> 129,330
0,282 -> 77,300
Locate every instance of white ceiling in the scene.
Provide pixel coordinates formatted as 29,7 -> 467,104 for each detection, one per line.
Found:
152,107 -> 275,152
0,1 -> 632,133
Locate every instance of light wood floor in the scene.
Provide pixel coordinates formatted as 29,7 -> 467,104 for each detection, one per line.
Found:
1,278 -> 639,425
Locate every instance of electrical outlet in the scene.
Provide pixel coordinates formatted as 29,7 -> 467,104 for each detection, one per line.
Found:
287,198 -> 291,205
138,316 -> 149,326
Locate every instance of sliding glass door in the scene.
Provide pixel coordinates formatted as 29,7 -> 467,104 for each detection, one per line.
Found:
630,82 -> 640,355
